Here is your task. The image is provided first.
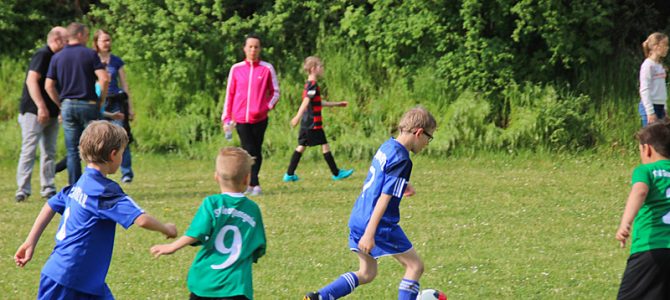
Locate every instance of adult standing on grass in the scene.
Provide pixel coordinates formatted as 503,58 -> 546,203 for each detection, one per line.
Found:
45,22 -> 109,185
15,26 -> 67,202
639,32 -> 669,127
94,29 -> 135,183
221,34 -> 280,196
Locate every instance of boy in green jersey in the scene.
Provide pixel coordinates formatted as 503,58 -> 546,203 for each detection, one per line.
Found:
616,121 -> 670,299
151,147 -> 266,300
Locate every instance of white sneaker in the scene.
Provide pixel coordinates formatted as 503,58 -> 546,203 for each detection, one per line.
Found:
250,185 -> 262,196
245,186 -> 253,194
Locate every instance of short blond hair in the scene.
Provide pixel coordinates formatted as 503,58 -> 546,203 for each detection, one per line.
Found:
216,147 -> 255,187
303,56 -> 322,74
79,121 -> 128,164
398,106 -> 437,133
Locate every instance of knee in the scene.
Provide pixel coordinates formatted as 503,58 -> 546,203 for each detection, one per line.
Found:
408,259 -> 424,277
356,268 -> 377,285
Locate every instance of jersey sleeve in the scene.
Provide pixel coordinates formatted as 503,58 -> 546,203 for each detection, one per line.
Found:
185,199 -> 214,243
251,207 -> 267,263
305,82 -> 317,99
47,187 -> 70,214
631,165 -> 652,185
381,159 -> 411,198
97,195 -> 145,229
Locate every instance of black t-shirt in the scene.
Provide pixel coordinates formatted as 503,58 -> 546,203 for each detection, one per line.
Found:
20,45 -> 59,117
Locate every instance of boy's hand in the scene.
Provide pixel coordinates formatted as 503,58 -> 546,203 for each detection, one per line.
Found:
403,183 -> 416,197
164,223 -> 178,239
150,244 -> 175,258
290,116 -> 300,128
14,242 -> 35,268
358,234 -> 375,254
616,224 -> 631,248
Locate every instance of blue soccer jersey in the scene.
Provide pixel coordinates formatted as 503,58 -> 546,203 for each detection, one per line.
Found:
348,138 -> 412,235
41,167 -> 144,296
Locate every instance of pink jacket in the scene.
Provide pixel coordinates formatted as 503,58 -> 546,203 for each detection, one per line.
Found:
221,60 -> 280,124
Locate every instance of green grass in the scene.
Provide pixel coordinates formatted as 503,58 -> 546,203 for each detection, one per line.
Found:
0,148 -> 638,299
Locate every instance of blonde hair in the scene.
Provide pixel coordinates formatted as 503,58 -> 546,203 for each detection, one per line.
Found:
216,147 -> 255,187
303,56 -> 322,74
398,106 -> 437,133
642,32 -> 668,58
79,121 -> 128,164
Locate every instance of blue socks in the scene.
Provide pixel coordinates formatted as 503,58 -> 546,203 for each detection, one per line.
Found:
319,272 -> 359,299
398,278 -> 420,300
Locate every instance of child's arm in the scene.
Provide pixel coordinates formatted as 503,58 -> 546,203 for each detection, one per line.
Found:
322,100 -> 348,107
616,182 -> 649,248
134,214 -> 178,239
15,203 -> 57,267
150,235 -> 198,258
358,193 -> 393,254
290,96 -> 310,127
403,182 -> 416,197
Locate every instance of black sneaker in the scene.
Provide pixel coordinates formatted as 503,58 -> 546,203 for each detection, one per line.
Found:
121,176 -> 133,183
42,191 -> 56,200
15,193 -> 27,202
303,291 -> 321,300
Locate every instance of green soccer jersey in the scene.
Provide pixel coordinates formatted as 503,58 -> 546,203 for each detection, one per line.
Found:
630,160 -> 670,254
185,193 -> 266,299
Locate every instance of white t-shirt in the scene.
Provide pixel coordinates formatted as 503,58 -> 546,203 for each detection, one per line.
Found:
640,58 -> 667,115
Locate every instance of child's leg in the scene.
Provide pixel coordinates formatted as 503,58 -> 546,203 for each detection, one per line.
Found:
321,144 -> 340,176
393,249 -> 424,300
316,252 -> 377,299
286,145 -> 306,175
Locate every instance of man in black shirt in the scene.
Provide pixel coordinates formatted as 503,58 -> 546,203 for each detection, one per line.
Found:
15,26 -> 67,202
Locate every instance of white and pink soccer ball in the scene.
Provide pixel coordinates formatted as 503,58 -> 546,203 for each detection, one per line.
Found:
417,288 -> 447,300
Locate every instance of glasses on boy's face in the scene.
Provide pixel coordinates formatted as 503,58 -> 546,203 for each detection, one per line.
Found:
422,131 -> 433,142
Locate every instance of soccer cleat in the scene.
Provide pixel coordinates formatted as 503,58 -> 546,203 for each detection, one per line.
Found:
121,176 -> 133,183
332,168 -> 354,181
250,185 -> 263,196
303,291 -> 321,300
283,173 -> 299,182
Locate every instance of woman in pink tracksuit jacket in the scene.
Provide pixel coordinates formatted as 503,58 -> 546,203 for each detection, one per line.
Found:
221,34 -> 280,195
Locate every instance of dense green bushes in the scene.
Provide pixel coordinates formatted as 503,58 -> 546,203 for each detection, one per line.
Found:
1,0 -> 667,159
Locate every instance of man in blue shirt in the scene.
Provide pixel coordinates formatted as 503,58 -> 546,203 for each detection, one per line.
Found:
14,121 -> 177,299
305,107 -> 437,300
15,26 -> 67,202
45,22 -> 109,185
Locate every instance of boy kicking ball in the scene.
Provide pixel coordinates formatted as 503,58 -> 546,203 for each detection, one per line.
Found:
304,106 -> 436,300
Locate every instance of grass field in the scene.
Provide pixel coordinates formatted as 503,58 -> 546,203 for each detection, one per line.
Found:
0,149 -> 637,299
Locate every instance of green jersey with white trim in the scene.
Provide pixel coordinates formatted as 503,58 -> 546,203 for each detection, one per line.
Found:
630,160 -> 670,254
185,193 -> 266,299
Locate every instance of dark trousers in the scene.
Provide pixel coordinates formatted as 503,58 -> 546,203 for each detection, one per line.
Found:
236,118 -> 268,186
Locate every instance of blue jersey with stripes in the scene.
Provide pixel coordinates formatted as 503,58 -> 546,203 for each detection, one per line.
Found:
348,138 -> 412,234
41,167 -> 144,296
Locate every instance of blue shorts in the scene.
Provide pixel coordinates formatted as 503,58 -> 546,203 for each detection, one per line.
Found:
38,273 -> 114,300
348,225 -> 413,259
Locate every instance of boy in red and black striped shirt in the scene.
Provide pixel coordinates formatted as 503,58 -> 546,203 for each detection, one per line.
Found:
285,56 -> 353,182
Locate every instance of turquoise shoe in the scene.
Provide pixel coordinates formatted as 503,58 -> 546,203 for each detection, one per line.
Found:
283,173 -> 299,182
332,169 -> 354,181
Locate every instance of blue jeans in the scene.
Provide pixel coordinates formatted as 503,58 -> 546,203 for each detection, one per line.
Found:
61,100 -> 100,184
104,93 -> 134,179
639,102 -> 666,127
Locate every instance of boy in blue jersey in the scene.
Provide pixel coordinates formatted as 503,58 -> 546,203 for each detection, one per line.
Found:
304,106 -> 437,300
15,121 -> 178,300
151,147 -> 267,300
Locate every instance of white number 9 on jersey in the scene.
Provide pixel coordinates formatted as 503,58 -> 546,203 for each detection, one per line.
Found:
211,225 -> 242,270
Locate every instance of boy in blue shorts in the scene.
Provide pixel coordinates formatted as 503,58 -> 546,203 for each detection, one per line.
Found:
616,121 -> 670,299
14,120 -> 178,299
151,147 -> 267,300
304,106 -> 437,300
284,56 -> 353,182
